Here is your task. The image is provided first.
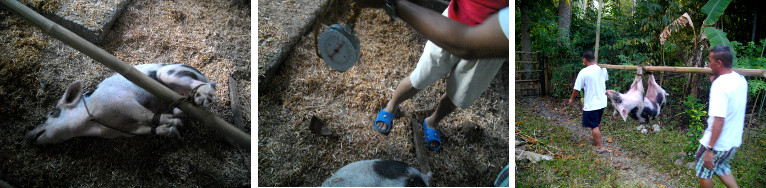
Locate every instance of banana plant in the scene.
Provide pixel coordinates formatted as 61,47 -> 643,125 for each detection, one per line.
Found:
660,0 -> 735,64
658,0 -> 733,96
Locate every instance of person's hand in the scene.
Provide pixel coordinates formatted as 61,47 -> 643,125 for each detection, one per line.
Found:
703,150 -> 715,170
354,0 -> 386,8
568,98 -> 574,106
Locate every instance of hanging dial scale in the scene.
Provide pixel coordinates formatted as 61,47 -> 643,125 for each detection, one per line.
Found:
318,24 -> 360,72
315,0 -> 362,72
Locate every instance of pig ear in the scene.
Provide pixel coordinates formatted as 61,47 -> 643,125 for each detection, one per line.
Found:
59,80 -> 83,108
619,107 -> 629,122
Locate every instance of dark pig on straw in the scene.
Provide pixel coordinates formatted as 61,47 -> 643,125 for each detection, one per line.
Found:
322,159 -> 431,187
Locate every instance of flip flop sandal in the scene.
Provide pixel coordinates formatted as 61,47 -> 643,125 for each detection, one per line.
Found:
595,147 -> 606,154
373,106 -> 399,134
422,119 -> 442,151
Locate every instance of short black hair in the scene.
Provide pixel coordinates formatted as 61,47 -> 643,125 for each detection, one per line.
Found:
710,45 -> 733,68
582,50 -> 595,63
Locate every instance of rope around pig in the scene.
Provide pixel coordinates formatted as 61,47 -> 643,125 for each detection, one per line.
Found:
82,94 -> 143,136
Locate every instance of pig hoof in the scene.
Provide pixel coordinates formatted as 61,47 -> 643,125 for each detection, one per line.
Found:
652,124 -> 660,132
160,114 -> 184,127
172,108 -> 186,117
193,84 -> 214,107
640,128 -> 648,134
156,125 -> 181,138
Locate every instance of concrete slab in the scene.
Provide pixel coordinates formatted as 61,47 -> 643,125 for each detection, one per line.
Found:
36,0 -> 131,44
257,0 -> 330,90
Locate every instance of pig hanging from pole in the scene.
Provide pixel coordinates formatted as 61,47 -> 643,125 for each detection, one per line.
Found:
605,70 -> 669,133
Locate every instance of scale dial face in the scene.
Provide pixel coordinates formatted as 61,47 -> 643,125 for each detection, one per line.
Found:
318,24 -> 360,72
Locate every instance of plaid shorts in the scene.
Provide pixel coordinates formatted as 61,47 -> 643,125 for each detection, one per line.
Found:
694,145 -> 738,179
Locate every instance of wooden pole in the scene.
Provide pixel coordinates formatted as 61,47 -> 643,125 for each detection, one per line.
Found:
410,119 -> 431,175
228,76 -> 244,130
0,0 -> 250,148
598,64 -> 766,77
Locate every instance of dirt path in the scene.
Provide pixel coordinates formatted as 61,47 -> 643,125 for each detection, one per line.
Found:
518,96 -> 681,187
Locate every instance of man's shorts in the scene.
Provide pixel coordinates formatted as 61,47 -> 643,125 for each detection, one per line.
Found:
409,5 -> 506,109
581,108 -> 604,128
694,145 -> 738,179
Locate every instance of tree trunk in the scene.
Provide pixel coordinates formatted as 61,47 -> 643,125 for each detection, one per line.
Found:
594,0 -> 603,63
687,44 -> 707,96
520,1 -> 532,79
557,0 -> 571,47
760,87 -> 765,119
752,11 -> 758,42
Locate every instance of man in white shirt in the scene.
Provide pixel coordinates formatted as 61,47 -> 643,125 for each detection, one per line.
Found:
695,45 -> 748,188
568,50 -> 609,153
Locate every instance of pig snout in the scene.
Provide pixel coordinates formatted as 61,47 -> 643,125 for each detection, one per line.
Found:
605,90 -> 622,104
25,126 -> 47,145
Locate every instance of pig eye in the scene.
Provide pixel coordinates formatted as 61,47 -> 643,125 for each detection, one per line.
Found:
49,108 -> 61,118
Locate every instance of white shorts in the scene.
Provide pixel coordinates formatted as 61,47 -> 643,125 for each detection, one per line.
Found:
408,7 -> 506,108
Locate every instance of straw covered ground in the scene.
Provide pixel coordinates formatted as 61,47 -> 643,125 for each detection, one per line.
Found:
258,4 -> 510,186
0,0 -> 250,186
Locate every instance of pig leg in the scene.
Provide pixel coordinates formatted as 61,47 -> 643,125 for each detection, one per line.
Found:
158,76 -> 214,107
645,74 -> 667,105
172,108 -> 185,117
630,75 -> 644,97
102,99 -> 183,137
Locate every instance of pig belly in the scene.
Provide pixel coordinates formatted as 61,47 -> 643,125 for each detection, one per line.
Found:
627,100 -> 660,123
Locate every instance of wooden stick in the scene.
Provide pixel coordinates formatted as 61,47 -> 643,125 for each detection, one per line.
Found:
228,76 -> 244,130
598,64 -> 766,77
410,118 -> 431,175
0,0 -> 250,148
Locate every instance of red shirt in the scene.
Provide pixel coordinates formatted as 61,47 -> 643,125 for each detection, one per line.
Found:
448,0 -> 509,26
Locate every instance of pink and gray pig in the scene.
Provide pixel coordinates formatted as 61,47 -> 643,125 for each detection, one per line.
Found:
606,73 -> 668,123
26,64 -> 215,145
322,159 -> 431,187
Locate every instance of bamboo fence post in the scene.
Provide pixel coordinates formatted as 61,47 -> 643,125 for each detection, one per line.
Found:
0,0 -> 250,148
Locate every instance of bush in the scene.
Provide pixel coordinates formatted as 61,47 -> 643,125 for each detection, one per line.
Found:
680,94 -> 707,155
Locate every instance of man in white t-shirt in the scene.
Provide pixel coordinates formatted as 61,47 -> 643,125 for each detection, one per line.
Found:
695,45 -> 748,188
568,50 -> 609,153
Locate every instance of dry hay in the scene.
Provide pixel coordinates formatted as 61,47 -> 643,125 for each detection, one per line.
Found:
258,7 -> 510,186
0,10 -> 47,118
0,0 -> 250,187
19,0 -> 62,13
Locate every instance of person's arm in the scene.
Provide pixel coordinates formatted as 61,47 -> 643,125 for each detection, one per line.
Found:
568,89 -> 579,105
395,0 -> 508,59
355,0 -> 508,59
570,71 -> 584,106
703,117 -> 724,170
702,80 -> 727,170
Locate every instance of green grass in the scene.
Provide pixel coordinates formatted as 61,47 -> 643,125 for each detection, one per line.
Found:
599,116 -> 697,187
516,109 -> 619,187
515,103 -> 766,187
728,126 -> 766,187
